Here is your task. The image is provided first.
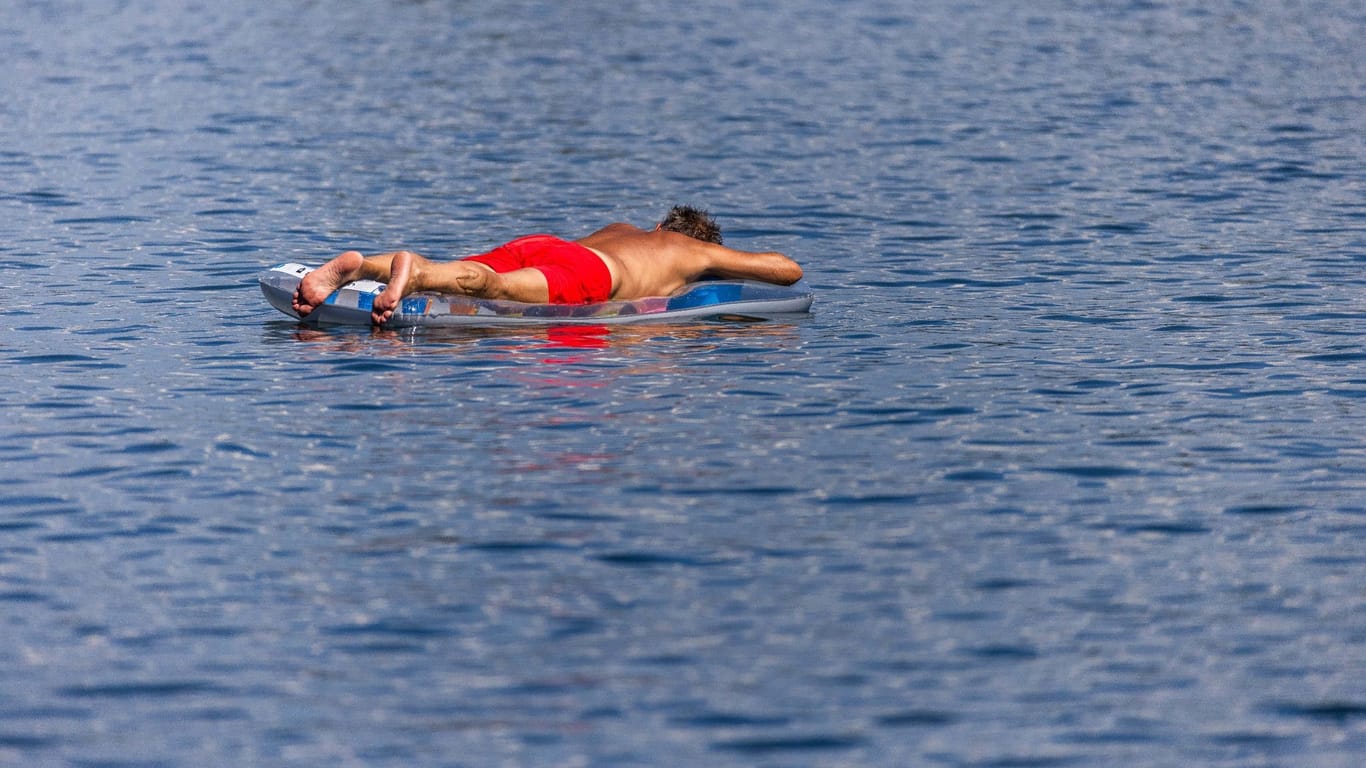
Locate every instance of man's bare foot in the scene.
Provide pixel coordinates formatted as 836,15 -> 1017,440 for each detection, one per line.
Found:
372,251 -> 417,325
293,251 -> 365,316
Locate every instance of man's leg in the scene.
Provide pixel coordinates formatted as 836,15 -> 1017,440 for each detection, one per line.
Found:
371,252 -> 550,324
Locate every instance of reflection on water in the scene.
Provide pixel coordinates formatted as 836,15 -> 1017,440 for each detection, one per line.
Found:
281,318 -> 805,360
2,0 -> 1365,765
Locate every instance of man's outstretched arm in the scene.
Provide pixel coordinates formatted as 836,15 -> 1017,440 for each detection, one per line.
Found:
701,243 -> 804,285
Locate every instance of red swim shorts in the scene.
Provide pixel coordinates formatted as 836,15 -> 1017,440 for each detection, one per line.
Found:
461,234 -> 612,304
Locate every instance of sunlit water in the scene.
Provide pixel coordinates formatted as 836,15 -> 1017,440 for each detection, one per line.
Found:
2,1 -> 1364,765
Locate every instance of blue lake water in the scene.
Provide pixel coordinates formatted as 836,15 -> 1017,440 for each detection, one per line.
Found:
2,0 -> 1364,765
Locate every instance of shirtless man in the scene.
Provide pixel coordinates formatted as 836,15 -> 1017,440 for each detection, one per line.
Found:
291,206 -> 803,325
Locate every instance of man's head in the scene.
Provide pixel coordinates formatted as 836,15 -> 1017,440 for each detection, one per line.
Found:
659,205 -> 723,244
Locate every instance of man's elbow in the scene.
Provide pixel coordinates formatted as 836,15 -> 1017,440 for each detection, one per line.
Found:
773,254 -> 803,285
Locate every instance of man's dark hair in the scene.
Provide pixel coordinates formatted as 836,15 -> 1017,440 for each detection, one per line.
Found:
659,205 -> 723,244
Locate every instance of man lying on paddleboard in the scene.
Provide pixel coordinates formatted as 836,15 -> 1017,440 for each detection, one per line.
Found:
292,206 -> 803,325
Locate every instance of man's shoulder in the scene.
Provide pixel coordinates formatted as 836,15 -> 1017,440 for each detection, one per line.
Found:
588,222 -> 645,237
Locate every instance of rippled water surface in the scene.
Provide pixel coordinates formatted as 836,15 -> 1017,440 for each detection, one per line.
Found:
3,1 -> 1365,765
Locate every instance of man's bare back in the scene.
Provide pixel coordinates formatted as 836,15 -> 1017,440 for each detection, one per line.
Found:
577,223 -> 802,301
291,207 -> 802,325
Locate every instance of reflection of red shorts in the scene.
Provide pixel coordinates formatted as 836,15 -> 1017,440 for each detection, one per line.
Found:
462,234 -> 612,304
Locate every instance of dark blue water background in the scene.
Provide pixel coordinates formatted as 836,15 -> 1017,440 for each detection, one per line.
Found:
3,1 -> 1364,765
